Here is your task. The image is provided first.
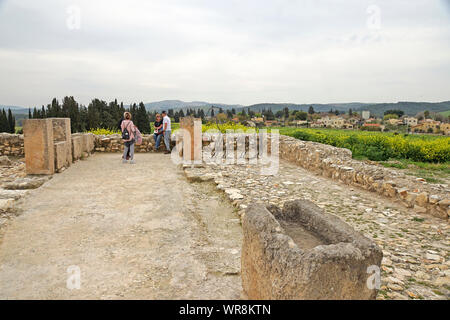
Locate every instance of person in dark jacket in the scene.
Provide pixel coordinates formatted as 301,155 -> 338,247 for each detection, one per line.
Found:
153,113 -> 164,151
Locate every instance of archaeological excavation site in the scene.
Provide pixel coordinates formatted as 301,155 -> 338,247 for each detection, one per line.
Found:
0,117 -> 448,300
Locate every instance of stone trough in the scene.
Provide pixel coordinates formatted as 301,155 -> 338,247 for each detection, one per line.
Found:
241,200 -> 383,300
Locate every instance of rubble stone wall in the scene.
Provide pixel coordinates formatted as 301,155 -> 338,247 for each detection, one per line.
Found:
0,133 -> 24,157
93,134 -> 174,152
1,131 -> 447,219
279,135 -> 449,220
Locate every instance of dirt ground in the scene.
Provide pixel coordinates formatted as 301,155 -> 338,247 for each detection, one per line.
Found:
0,153 -> 242,299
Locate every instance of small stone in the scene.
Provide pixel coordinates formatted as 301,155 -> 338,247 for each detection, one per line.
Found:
0,198 -> 15,211
413,205 -> 427,213
425,253 -> 441,262
406,291 -> 420,299
415,192 -> 428,207
387,283 -> 403,291
0,155 -> 12,166
394,268 -> 411,278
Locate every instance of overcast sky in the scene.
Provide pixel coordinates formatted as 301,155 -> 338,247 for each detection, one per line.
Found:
0,0 -> 449,107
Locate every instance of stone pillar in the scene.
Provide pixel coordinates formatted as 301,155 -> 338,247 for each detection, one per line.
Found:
180,117 -> 202,164
51,118 -> 72,168
23,119 -> 55,175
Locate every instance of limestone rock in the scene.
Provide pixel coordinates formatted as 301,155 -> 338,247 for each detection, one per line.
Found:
3,177 -> 49,190
241,200 -> 382,300
0,155 -> 11,166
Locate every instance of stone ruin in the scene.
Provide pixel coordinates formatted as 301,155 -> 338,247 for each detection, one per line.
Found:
241,200 -> 383,299
23,118 -> 94,175
179,117 -> 202,164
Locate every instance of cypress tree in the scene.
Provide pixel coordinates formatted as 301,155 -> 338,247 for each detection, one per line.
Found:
7,109 -> 15,133
136,102 -> 150,133
0,109 -> 8,133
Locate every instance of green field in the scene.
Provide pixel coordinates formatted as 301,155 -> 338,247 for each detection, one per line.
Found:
277,127 -> 450,183
277,127 -> 450,163
439,110 -> 450,117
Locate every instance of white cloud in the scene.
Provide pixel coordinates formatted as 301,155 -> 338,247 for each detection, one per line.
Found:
0,0 -> 449,106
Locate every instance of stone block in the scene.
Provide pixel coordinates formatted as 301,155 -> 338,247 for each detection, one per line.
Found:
23,119 -> 55,175
54,141 -> 70,171
85,133 -> 95,153
242,200 -> 382,300
72,135 -> 83,161
180,117 -> 202,164
51,118 -> 72,166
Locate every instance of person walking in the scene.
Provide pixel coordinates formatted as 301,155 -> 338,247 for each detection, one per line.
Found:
161,110 -> 172,154
121,111 -> 136,164
118,115 -> 131,160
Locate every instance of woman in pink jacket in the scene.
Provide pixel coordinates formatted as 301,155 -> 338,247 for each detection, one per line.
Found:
121,112 -> 136,164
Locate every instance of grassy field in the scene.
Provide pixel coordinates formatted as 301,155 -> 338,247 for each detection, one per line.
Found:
277,127 -> 450,184
379,159 -> 450,184
277,127 -> 450,163
439,110 -> 450,117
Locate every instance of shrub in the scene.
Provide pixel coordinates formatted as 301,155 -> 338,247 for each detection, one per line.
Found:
87,128 -> 120,135
279,128 -> 450,163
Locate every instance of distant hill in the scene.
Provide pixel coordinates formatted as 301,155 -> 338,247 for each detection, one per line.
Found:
143,100 -> 243,112
245,103 -> 366,113
3,100 -> 450,119
354,101 -> 450,117
0,105 -> 29,114
245,101 -> 450,116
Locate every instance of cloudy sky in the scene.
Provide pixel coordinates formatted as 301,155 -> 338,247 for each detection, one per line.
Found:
0,0 -> 449,107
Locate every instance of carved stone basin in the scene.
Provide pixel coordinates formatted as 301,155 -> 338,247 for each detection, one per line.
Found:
241,200 -> 383,300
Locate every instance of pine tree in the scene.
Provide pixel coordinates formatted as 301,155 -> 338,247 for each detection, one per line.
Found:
136,102 -> 150,133
7,109 -> 15,133
0,109 -> 7,132
283,107 -> 289,119
308,106 -> 315,114
28,108 -> 32,119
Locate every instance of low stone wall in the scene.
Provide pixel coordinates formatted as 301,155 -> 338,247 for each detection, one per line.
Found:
93,134 -> 174,152
242,200 -> 382,299
1,130 -> 448,219
0,133 -> 24,157
279,136 -> 449,220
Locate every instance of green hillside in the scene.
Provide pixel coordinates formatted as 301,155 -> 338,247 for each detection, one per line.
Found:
439,110 -> 450,117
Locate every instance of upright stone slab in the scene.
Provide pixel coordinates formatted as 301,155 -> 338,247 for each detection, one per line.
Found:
71,135 -> 83,161
23,119 -> 55,175
51,118 -> 72,168
180,117 -> 202,164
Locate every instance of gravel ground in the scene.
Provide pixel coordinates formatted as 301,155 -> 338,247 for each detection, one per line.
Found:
0,153 -> 242,299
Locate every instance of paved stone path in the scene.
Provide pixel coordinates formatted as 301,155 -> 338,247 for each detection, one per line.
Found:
0,154 -> 242,299
185,160 -> 450,300
1,153 -> 448,300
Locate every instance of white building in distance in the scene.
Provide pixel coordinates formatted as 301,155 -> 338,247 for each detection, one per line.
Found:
361,111 -> 370,120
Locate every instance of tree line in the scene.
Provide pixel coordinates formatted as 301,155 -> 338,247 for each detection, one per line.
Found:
26,97 -> 249,134
0,108 -> 16,133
